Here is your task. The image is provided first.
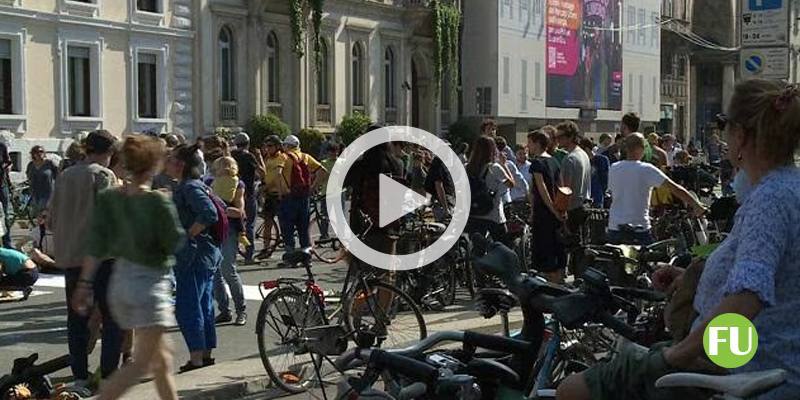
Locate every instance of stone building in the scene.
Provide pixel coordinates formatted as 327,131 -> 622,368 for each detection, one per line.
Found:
0,0 -> 195,171
196,0 -> 452,135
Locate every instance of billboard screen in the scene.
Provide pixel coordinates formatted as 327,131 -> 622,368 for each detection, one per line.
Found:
546,0 -> 623,110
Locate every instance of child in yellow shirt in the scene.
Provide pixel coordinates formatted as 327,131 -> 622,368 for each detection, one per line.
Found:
212,157 -> 250,248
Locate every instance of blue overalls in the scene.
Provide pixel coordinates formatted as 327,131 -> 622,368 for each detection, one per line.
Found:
172,179 -> 221,352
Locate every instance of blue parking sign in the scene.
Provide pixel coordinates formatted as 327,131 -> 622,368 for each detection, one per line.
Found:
749,0 -> 782,10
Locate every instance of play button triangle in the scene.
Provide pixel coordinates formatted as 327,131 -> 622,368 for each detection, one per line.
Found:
378,174 -> 429,228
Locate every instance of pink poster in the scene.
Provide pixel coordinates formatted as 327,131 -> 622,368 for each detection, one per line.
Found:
546,0 -> 582,77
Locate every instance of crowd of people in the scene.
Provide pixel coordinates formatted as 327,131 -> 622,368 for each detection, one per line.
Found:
0,78 -> 798,400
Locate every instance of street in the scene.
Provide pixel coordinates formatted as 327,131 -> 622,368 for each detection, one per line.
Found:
0,226 -> 522,399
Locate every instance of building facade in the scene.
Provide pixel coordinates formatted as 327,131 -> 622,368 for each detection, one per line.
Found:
659,0 -> 692,142
461,0 -> 662,144
196,0 -> 451,136
0,0 -> 195,171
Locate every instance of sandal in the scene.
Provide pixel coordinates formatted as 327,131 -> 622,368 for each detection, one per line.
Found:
178,361 -> 205,374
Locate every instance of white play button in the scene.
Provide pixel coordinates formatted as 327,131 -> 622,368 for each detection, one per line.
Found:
378,174 -> 429,228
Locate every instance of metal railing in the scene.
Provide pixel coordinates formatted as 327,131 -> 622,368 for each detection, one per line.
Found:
220,101 -> 238,122
267,103 -> 283,119
385,107 -> 397,124
316,104 -> 332,125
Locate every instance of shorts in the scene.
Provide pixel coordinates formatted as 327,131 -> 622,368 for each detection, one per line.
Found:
108,259 -> 175,330
583,341 -> 713,400
262,193 -> 280,217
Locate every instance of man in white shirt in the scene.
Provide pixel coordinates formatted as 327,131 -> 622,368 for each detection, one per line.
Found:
510,146 -> 533,203
556,121 -> 592,234
607,133 -> 705,245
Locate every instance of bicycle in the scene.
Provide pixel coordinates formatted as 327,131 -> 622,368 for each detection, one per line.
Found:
7,181 -> 33,229
255,246 -> 427,393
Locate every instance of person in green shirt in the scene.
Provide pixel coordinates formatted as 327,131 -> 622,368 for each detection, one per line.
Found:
72,135 -> 184,400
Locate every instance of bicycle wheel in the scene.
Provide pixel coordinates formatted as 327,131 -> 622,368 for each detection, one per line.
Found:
258,217 -> 281,260
256,286 -> 324,393
455,239 -> 477,299
343,280 -> 427,349
312,240 -> 347,264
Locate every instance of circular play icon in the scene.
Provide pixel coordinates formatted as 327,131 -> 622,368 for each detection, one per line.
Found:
325,126 -> 470,271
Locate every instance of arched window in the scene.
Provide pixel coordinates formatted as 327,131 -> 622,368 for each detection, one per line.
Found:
316,39 -> 330,105
266,31 -> 279,103
218,26 -> 235,102
384,47 -> 396,109
351,42 -> 364,108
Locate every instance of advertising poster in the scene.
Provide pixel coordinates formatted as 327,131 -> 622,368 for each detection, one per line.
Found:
546,0 -> 622,110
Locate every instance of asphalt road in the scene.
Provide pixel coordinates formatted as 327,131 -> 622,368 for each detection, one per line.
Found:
0,231 -> 353,384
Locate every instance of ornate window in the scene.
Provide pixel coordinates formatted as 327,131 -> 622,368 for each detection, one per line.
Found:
351,42 -> 365,108
266,31 -> 279,103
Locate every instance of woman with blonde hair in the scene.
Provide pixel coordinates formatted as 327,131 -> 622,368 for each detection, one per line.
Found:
557,79 -> 800,400
72,135 -> 184,400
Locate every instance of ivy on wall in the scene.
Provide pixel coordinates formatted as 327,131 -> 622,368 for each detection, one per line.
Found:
289,0 -> 325,66
431,0 -> 461,98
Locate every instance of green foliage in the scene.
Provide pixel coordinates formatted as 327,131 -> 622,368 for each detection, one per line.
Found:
213,127 -> 235,142
247,114 -> 290,147
336,112 -> 373,146
289,0 -> 325,64
297,127 -> 325,157
445,118 -> 480,148
432,0 -> 461,99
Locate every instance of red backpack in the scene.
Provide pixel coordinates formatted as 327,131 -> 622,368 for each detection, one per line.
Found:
286,152 -> 312,197
203,186 -> 230,245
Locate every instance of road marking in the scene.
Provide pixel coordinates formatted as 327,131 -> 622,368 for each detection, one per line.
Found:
36,273 -> 274,301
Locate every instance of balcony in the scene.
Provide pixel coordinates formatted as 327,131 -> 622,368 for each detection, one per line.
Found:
385,107 -> 397,125
219,101 -> 238,123
316,104 -> 332,125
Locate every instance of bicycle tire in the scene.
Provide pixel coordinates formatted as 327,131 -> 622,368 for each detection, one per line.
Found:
311,243 -> 347,264
258,217 -> 281,260
256,286 -> 323,394
342,280 -> 427,349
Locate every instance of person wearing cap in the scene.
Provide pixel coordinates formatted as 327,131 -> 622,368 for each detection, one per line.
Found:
256,135 -> 287,260
230,132 -> 264,263
48,129 -> 123,390
278,135 -> 327,260
26,145 -> 59,219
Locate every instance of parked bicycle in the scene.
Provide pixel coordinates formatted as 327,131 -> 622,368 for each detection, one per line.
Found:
255,245 -> 426,393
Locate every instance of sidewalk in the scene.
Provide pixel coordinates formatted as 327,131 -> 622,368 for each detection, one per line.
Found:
112,308 -> 523,399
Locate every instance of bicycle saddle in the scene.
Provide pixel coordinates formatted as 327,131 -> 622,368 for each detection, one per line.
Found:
655,369 -> 787,398
474,243 -> 521,279
475,288 -> 518,318
282,248 -> 312,266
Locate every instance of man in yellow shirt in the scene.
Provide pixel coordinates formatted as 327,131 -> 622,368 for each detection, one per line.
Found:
278,135 -> 327,260
256,135 -> 287,260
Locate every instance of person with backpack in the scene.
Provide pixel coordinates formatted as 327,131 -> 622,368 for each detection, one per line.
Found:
466,135 -> 515,246
278,135 -> 327,262
164,144 -> 222,373
209,156 -> 247,326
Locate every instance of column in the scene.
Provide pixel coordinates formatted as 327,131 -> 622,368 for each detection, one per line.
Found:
721,63 -> 735,115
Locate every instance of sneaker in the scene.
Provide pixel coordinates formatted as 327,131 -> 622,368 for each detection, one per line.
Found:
234,312 -> 247,326
214,313 -> 233,324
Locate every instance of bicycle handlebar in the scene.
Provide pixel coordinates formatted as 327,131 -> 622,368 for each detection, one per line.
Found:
335,332 -> 466,371
369,349 -> 440,383
462,331 -> 534,354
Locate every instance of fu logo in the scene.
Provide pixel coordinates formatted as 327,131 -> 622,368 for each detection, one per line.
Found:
703,313 -> 758,368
